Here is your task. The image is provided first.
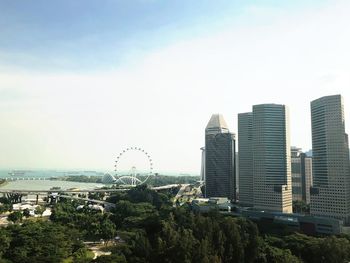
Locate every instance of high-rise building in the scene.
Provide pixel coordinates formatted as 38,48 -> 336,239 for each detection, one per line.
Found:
238,112 -> 253,206
291,147 -> 313,204
310,95 -> 350,224
252,104 -> 293,213
235,152 -> 239,195
205,114 -> 236,201
200,147 -> 205,183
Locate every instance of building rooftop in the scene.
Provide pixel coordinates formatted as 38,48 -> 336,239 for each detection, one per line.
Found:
206,114 -> 229,133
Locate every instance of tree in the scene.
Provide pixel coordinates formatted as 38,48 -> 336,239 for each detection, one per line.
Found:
236,217 -> 260,263
318,236 -> 350,263
0,229 -> 10,258
0,197 -> 10,205
100,219 -> 116,245
4,221 -> 85,263
22,209 -> 31,218
88,192 -> 105,200
93,254 -> 127,263
35,206 -> 45,217
7,211 -> 23,224
73,247 -> 93,263
257,242 -> 301,263
221,218 -> 244,262
126,184 -> 171,209
0,204 -> 10,214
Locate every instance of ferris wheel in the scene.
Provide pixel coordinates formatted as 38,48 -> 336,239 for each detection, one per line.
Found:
113,147 -> 154,186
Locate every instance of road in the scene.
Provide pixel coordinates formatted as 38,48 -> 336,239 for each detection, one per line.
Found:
59,195 -> 116,208
0,184 -> 181,194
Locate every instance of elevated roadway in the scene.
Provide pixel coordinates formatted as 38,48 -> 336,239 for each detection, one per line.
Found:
58,195 -> 116,208
0,184 -> 181,195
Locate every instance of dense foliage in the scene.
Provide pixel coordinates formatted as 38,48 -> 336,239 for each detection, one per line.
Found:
100,198 -> 300,262
1,185 -> 350,262
265,233 -> 350,263
0,221 -> 86,263
50,200 -> 116,242
0,197 -> 11,214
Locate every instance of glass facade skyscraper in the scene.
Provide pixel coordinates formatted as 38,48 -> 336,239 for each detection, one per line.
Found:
238,112 -> 253,206
310,95 -> 350,224
205,114 -> 236,201
252,104 -> 293,213
238,104 -> 292,213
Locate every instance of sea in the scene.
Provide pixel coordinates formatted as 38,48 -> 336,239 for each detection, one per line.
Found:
0,169 -> 104,179
0,170 -> 105,191
0,169 -> 199,191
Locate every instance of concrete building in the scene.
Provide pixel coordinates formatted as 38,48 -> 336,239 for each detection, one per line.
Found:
235,152 -> 239,195
200,147 -> 205,183
291,147 -> 313,204
205,114 -> 236,201
252,104 -> 293,213
192,199 -> 343,235
310,95 -> 350,224
238,112 -> 253,206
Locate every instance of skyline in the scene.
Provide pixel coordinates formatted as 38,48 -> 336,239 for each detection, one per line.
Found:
1,1 -> 350,172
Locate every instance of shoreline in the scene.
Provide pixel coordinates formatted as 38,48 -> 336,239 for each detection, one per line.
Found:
0,180 -> 104,192
0,179 -> 8,187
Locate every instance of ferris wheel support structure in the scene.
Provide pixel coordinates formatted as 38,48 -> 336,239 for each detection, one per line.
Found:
113,147 -> 154,187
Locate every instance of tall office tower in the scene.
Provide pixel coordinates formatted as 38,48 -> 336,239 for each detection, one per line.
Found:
291,147 -> 313,204
238,112 -> 253,206
303,154 -> 313,204
252,104 -> 293,213
200,147 -> 205,182
236,152 -> 239,195
310,95 -> 350,224
205,114 -> 236,201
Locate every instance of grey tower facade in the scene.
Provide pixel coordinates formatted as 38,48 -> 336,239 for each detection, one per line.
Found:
310,95 -> 350,224
252,104 -> 293,213
205,114 -> 236,201
291,147 -> 313,204
238,112 -> 253,206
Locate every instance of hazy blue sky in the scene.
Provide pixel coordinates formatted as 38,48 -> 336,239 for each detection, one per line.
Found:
1,0 -> 350,173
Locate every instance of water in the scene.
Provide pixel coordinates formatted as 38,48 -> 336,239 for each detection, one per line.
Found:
0,169 -> 199,191
0,170 -> 104,179
0,180 -> 105,191
0,170 -> 199,179
0,170 -> 198,179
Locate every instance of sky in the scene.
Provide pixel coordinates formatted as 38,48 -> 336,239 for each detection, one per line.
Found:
1,0 -> 350,173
